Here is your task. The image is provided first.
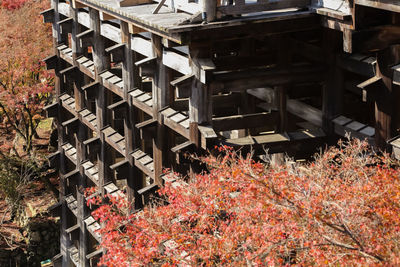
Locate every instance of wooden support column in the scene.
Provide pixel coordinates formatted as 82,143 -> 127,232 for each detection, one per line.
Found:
151,34 -> 169,186
51,0 -> 70,266
89,8 -> 110,195
322,28 -> 344,134
121,21 -> 142,208
189,43 -> 213,147
375,45 -> 400,149
70,4 -> 89,266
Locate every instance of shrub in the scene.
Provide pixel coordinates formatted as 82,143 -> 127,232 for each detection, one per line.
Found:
88,139 -> 400,266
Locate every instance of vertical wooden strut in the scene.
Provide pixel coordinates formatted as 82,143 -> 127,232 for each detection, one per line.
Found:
375,45 -> 400,149
70,4 -> 89,266
322,28 -> 344,135
89,8 -> 110,196
151,35 -> 169,186
121,22 -> 142,208
51,0 -> 70,266
189,43 -> 212,147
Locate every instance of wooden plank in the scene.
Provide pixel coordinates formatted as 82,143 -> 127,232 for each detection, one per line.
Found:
212,112 -> 279,131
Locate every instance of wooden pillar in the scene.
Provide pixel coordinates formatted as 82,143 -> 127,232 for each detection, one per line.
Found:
375,45 -> 400,149
121,22 -> 142,208
322,28 -> 344,134
70,4 -> 89,266
188,43 -> 213,147
51,0 -> 70,266
151,35 -> 169,186
89,8 -> 110,195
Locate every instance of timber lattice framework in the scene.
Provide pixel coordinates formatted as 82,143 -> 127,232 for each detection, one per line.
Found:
42,0 -> 400,265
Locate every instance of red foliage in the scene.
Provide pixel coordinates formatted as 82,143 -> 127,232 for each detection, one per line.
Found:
0,0 -> 28,10
0,0 -> 53,152
88,139 -> 400,266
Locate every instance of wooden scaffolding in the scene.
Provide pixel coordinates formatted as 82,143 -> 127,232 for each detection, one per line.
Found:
41,0 -> 400,265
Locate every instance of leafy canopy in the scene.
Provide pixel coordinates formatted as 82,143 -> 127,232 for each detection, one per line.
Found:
88,139 -> 400,266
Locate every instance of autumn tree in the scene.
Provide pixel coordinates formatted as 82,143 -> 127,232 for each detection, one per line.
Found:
88,139 -> 400,266
0,0 -> 53,153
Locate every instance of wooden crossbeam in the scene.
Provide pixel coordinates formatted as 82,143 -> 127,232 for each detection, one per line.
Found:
43,55 -> 58,70
212,112 -> 279,131
64,169 -> 79,187
83,136 -> 100,155
137,184 -> 158,206
198,125 -> 218,150
47,151 -> 60,169
77,30 -> 94,48
60,66 -> 78,83
135,57 -> 156,77
357,76 -> 383,102
57,17 -> 73,34
105,43 -> 125,64
40,8 -> 55,23
107,100 -> 127,120
136,119 -> 157,139
114,0 -> 153,7
86,249 -> 102,260
171,74 -> 194,98
110,159 -> 129,180
66,224 -> 80,241
72,0 -> 87,8
82,81 -> 100,99
48,201 -> 62,217
344,25 -> 400,53
62,117 -> 79,135
44,102 -> 58,118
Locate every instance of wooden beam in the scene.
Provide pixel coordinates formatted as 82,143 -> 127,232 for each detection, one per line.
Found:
44,102 -> 59,118
57,17 -> 73,34
83,137 -> 100,155
107,100 -> 127,120
135,57 -> 156,77
105,43 -> 125,64
115,0 -> 152,7
81,81 -> 99,99
345,25 -> 400,53
170,74 -> 194,98
76,30 -> 94,48
212,112 -> 279,131
43,55 -> 58,70
40,8 -> 55,23
357,76 -> 383,102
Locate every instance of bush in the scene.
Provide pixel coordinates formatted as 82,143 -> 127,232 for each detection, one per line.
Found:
0,155 -> 37,222
88,139 -> 400,266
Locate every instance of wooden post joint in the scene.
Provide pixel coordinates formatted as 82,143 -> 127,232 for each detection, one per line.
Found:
105,43 -> 125,64
77,30 -> 94,49
82,81 -> 100,99
135,57 -> 156,77
40,8 -> 55,24
44,102 -> 59,118
57,17 -> 74,34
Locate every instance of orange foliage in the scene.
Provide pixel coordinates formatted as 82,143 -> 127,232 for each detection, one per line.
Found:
0,0 -> 53,152
88,139 -> 400,266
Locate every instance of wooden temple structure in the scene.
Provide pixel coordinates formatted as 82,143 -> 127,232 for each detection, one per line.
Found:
41,0 -> 400,265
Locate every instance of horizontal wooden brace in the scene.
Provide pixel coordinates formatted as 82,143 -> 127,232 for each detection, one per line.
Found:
105,43 -> 125,64
43,55 -> 58,70
198,125 -> 218,150
44,102 -> 58,118
212,112 -> 279,131
137,184 -> 159,206
77,29 -> 94,48
60,66 -> 78,83
57,17 -> 73,34
62,117 -> 79,135
48,201 -> 62,217
135,119 -> 157,139
357,76 -> 383,102
72,0 -> 87,8
171,74 -> 194,98
66,224 -> 80,241
108,100 -> 127,120
47,151 -> 60,169
86,249 -> 102,260
135,57 -> 156,77
83,136 -> 100,155
64,169 -> 80,187
171,140 -> 195,154
40,8 -> 55,23
82,81 -> 100,99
